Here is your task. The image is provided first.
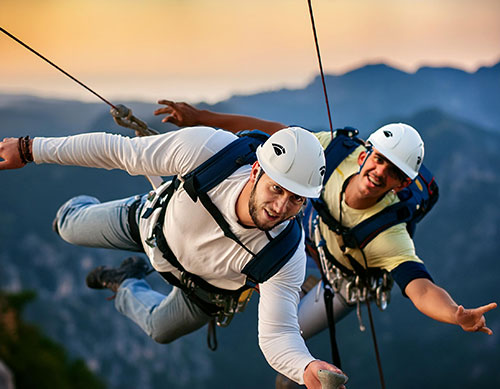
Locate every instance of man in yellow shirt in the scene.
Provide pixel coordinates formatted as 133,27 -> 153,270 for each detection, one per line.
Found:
152,100 -> 495,340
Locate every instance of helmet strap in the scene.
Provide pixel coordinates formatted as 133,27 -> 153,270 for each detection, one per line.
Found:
358,147 -> 373,174
255,167 -> 265,185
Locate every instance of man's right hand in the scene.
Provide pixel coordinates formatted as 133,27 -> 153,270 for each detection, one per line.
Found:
0,137 -> 28,170
304,360 -> 348,389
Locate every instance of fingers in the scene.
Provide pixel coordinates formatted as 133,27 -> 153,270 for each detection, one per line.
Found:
153,106 -> 173,116
157,99 -> 174,106
0,158 -> 24,170
154,100 -> 175,116
478,302 -> 497,315
478,326 -> 493,335
162,116 -> 178,125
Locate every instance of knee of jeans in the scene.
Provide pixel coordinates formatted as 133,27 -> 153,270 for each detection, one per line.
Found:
55,194 -> 99,224
54,195 -> 100,240
58,195 -> 100,214
151,330 -> 176,345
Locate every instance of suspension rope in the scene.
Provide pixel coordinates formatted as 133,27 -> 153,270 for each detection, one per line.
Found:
359,249 -> 386,389
0,26 -> 117,110
365,299 -> 386,389
306,0 -> 334,139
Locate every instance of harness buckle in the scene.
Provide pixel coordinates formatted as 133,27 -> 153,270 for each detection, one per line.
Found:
144,236 -> 157,248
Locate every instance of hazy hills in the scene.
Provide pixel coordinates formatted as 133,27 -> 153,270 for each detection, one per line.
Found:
0,62 -> 499,388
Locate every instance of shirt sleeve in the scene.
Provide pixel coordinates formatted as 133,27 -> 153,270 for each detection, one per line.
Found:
391,261 -> 434,297
32,126 -> 237,177
257,241 -> 315,385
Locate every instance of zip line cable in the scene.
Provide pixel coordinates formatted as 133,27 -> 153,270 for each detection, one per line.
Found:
306,0 -> 334,139
306,2 -> 387,387
0,26 -> 118,110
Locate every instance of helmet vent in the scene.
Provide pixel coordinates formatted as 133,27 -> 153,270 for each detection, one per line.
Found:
383,130 -> 393,138
272,143 -> 286,156
319,166 -> 326,176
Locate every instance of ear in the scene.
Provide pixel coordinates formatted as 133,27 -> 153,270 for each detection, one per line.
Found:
249,161 -> 260,184
393,177 -> 412,193
357,150 -> 368,167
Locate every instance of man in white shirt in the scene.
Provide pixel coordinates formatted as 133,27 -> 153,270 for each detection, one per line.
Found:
0,126 -> 344,388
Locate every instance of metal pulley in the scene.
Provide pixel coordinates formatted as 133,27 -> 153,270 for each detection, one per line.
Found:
110,104 -> 160,137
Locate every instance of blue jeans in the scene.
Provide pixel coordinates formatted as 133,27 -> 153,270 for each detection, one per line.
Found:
55,195 -> 210,343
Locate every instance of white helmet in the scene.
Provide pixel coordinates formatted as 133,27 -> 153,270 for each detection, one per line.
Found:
367,123 -> 424,179
256,127 -> 326,198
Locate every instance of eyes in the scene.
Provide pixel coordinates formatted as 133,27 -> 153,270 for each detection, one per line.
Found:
271,185 -> 305,205
372,154 -> 407,182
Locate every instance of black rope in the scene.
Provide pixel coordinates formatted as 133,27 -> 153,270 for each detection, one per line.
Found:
359,249 -> 386,389
306,0 -> 334,138
0,26 -> 117,110
364,299 -> 386,389
339,179 -> 387,388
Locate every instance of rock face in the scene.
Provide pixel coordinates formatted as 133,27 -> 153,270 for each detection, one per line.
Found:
0,360 -> 14,389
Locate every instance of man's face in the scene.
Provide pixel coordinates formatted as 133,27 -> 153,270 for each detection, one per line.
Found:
357,149 -> 410,198
248,171 -> 305,231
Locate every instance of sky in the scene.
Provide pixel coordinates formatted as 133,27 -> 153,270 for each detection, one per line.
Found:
1,0 -> 499,104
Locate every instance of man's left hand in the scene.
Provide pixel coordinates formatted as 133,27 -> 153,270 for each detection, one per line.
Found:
456,302 -> 497,334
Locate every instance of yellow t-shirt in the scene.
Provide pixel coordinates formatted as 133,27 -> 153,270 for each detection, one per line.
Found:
314,131 -> 423,272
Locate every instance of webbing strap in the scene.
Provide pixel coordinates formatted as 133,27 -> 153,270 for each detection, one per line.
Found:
324,282 -> 342,368
149,134 -> 301,299
241,218 -> 302,285
323,130 -> 363,182
183,136 -> 262,200
351,202 -> 412,249
197,191 -> 254,256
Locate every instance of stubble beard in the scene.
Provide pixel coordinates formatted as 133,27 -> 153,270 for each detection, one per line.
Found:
248,184 -> 285,231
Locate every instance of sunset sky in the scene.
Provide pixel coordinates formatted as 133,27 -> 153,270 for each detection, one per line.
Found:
1,0 -> 499,104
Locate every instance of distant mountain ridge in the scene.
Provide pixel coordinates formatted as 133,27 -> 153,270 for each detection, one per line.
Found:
1,60 -> 499,138
208,61 -> 500,134
0,62 -> 499,388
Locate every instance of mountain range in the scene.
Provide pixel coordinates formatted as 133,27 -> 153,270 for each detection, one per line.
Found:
0,61 -> 499,388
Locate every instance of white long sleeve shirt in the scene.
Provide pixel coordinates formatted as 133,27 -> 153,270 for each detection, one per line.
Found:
33,127 -> 315,384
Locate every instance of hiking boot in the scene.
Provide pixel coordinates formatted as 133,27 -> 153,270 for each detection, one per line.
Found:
86,256 -> 150,293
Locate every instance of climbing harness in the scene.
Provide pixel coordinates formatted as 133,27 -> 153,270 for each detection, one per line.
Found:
312,128 -> 439,247
305,126 -> 438,381
305,3 -> 438,385
141,133 -> 303,330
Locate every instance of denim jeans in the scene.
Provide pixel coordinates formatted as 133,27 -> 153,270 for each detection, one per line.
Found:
55,194 -> 210,343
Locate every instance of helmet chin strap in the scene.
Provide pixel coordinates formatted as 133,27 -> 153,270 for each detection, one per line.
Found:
358,146 -> 373,174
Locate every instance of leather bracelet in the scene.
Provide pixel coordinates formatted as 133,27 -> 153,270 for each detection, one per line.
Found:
18,137 -> 27,164
23,136 -> 33,162
18,136 -> 33,163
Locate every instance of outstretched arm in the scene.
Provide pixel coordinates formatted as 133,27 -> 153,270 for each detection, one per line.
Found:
154,99 -> 286,135
405,278 -> 497,334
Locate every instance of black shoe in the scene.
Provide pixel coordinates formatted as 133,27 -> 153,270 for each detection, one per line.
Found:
86,256 -> 150,293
